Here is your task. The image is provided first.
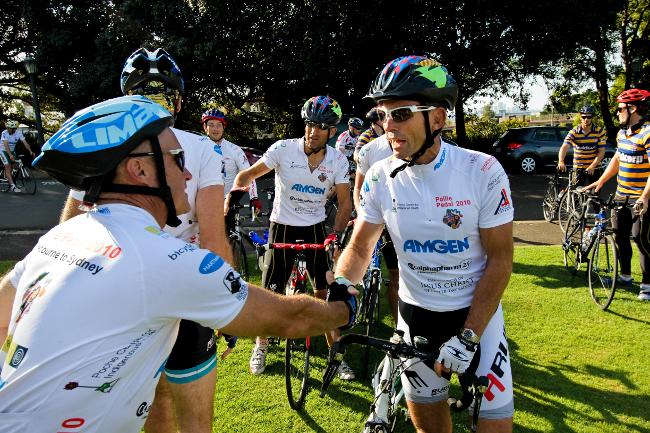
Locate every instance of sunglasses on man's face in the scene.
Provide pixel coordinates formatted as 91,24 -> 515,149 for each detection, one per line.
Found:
616,106 -> 628,113
376,105 -> 438,123
305,120 -> 332,131
581,115 -> 593,119
126,148 -> 186,171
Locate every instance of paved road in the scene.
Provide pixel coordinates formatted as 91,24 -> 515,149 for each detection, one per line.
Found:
0,170 -> 617,260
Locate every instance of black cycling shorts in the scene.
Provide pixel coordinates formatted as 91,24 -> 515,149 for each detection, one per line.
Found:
262,221 -> 327,292
164,319 -> 217,383
381,231 -> 398,270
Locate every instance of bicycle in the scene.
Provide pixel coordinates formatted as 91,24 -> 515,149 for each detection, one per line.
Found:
269,240 -> 334,410
320,332 -> 488,433
0,154 -> 37,195
557,168 -> 584,232
562,192 -> 623,310
541,169 -> 569,222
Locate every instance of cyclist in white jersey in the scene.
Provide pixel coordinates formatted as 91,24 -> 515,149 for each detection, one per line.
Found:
1,121 -> 35,193
229,95 -> 355,379
336,117 -> 363,174
58,48 -> 230,433
333,56 -> 514,433
0,95 -> 358,433
201,108 -> 261,213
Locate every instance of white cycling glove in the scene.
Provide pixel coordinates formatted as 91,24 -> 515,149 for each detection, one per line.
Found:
436,335 -> 477,374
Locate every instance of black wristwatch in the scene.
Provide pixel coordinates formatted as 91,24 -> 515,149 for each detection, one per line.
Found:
458,327 -> 480,349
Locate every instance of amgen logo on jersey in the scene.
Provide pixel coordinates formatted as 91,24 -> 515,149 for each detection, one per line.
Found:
291,184 -> 326,195
403,237 -> 470,254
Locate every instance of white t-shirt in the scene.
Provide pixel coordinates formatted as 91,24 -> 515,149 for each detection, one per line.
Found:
358,141 -> 513,311
260,138 -> 349,226
0,204 -> 247,433
335,130 -> 358,159
212,139 -> 257,198
356,135 -> 391,176
69,127 -> 223,244
1,129 -> 25,152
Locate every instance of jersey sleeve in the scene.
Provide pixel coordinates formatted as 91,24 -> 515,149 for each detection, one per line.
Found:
197,139 -> 224,188
478,156 -> 514,228
357,143 -> 371,175
563,129 -> 575,147
7,258 -> 26,289
598,127 -> 607,148
334,150 -> 350,184
1,131 -> 8,143
335,133 -> 346,153
144,240 -> 248,330
357,166 -> 384,225
233,146 -> 257,198
259,140 -> 283,170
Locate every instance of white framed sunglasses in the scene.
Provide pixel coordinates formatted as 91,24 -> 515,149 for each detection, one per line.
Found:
376,105 -> 439,123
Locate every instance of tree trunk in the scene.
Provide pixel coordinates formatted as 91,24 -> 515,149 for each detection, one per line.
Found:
593,31 -> 617,141
455,97 -> 468,149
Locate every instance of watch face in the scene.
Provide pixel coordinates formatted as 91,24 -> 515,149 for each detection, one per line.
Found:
461,328 -> 480,344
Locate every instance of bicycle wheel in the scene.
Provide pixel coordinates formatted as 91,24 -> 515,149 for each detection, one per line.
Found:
16,166 -> 37,195
0,167 -> 9,192
542,181 -> 558,222
562,214 -> 583,274
285,337 -> 310,410
558,191 -> 578,233
588,233 -> 618,310
234,239 -> 249,281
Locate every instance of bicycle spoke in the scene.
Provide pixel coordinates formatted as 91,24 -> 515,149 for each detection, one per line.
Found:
588,234 -> 618,310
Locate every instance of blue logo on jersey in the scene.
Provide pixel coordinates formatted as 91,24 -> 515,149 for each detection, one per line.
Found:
291,184 -> 326,195
363,179 -> 370,193
213,144 -> 223,155
199,253 -> 225,274
403,237 -> 469,254
434,147 -> 446,171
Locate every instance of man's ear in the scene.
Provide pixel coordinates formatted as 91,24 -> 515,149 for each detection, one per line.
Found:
328,127 -> 338,140
121,157 -> 155,186
429,108 -> 447,131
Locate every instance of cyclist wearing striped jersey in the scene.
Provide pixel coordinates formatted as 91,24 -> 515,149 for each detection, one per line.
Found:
335,56 -> 514,433
201,108 -> 261,214
586,88 -> 650,301
353,107 -> 385,163
557,105 -> 607,185
229,95 -> 355,379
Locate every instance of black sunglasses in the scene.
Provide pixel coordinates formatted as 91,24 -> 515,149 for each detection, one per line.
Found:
616,106 -> 627,113
305,120 -> 333,130
581,115 -> 593,119
126,148 -> 185,171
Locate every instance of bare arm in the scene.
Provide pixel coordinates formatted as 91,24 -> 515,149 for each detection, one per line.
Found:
333,183 -> 352,233
2,140 -> 13,160
353,172 -> 365,211
220,283 -> 349,338
557,142 -> 570,171
60,196 -> 85,223
20,138 -> 34,155
0,275 -> 17,346
232,160 -> 272,191
196,184 -> 233,264
335,219 -> 384,283
463,222 -> 513,335
586,153 -> 619,192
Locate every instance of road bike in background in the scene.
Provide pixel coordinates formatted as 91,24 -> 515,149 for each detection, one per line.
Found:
0,154 -> 37,195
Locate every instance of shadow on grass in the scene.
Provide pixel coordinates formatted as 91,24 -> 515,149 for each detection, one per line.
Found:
513,260 -> 598,290
511,347 -> 650,433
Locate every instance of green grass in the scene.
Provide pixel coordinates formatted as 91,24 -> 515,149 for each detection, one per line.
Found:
2,246 -> 649,432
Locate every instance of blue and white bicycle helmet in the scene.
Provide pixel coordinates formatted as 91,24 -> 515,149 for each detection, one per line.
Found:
34,95 -> 181,226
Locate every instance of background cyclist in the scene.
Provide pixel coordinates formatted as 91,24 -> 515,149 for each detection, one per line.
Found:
229,95 -> 355,380
0,95 -> 357,432
58,48 -> 229,433
336,117 -> 364,174
334,56 -> 514,432
353,107 -> 384,163
202,108 -> 262,215
1,120 -> 35,193
557,105 -> 607,186
584,88 -> 650,301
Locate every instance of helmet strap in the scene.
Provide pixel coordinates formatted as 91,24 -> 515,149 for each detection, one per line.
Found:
94,135 -> 182,227
389,112 -> 442,178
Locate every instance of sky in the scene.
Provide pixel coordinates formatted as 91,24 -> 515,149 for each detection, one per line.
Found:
467,75 -> 550,114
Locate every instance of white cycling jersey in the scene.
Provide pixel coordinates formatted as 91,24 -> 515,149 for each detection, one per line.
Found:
260,138 -> 349,226
356,134 -> 390,176
212,138 -> 257,198
70,127 -> 223,244
335,130 -> 358,159
1,129 -> 25,152
0,204 -> 247,433
358,140 -> 514,311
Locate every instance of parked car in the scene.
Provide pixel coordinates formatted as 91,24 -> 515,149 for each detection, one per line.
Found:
492,126 -> 615,174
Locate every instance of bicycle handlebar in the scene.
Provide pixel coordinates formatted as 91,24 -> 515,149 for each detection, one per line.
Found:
269,242 -> 326,250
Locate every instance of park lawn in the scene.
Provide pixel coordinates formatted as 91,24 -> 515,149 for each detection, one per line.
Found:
1,245 -> 648,432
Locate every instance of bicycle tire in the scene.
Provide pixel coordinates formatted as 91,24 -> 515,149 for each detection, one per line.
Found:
558,191 -> 578,233
235,239 -> 249,281
588,233 -> 618,310
0,167 -> 9,193
16,166 -> 37,195
285,337 -> 310,410
542,181 -> 557,222
563,214 -> 583,274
